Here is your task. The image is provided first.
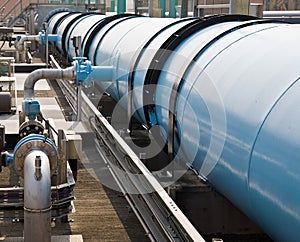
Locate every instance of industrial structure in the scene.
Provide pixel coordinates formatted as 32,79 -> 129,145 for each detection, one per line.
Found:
0,1 -> 299,242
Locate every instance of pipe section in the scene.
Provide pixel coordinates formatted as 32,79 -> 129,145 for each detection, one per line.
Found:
24,150 -> 51,242
23,67 -> 75,100
13,134 -> 58,242
15,35 -> 40,51
46,13 -> 300,241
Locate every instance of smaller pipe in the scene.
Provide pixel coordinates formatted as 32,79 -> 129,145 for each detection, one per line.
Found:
24,67 -> 75,100
91,66 -> 114,82
24,150 -> 51,242
44,22 -> 49,68
15,35 -> 40,51
77,84 -> 82,121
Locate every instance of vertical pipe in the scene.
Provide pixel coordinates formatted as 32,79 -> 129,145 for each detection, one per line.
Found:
160,0 -> 166,17
24,151 -> 51,242
77,84 -> 82,121
169,0 -> 178,18
117,0 -> 126,13
44,22 -> 49,68
111,0 -> 115,11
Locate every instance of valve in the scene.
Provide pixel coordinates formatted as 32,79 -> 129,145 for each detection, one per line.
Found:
39,31 -> 46,45
39,31 -> 58,45
73,57 -> 93,87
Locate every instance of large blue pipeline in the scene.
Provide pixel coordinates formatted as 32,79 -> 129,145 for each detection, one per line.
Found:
46,11 -> 300,242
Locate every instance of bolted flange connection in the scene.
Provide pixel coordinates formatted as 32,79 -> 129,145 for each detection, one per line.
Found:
13,134 -> 58,178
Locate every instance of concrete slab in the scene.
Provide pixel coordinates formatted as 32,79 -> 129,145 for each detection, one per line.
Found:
53,120 -> 91,134
0,114 -> 19,134
2,234 -> 83,241
16,97 -> 58,106
14,73 -> 50,91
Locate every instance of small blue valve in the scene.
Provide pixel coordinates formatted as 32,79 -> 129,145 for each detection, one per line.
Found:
22,99 -> 40,120
73,57 -> 93,87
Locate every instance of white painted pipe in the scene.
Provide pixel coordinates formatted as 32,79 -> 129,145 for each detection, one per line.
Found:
15,35 -> 40,51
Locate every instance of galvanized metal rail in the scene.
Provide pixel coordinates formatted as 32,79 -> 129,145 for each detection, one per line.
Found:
50,55 -> 205,242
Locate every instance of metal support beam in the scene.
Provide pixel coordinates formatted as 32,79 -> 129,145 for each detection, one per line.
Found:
44,23 -> 49,68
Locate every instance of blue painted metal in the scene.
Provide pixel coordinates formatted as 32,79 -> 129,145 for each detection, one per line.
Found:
160,0 -> 166,17
22,99 -> 40,120
46,13 -> 300,241
40,32 -> 58,45
74,57 -> 92,86
73,57 -> 113,86
117,0 -> 126,14
169,0 -> 178,18
111,0 -> 115,12
13,134 -> 58,161
3,152 -> 13,166
64,14 -> 106,60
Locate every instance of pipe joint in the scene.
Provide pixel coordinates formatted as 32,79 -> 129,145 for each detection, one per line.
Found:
73,57 -> 114,87
23,67 -> 76,100
15,35 -> 40,51
73,57 -> 92,86
40,31 -> 58,45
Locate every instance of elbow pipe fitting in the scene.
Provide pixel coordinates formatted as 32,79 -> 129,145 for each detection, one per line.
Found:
23,149 -> 52,242
15,35 -> 40,51
23,66 -> 75,100
22,67 -> 75,120
23,57 -> 108,101
22,58 -> 113,120
22,58 -> 113,121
